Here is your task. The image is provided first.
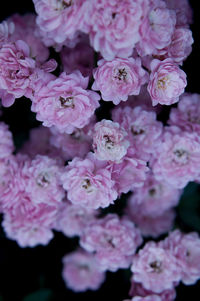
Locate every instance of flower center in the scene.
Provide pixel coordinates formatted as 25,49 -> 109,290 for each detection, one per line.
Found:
149,188 -> 156,196
55,0 -> 73,10
149,260 -> 162,273
36,172 -> 50,187
81,178 -> 94,193
157,76 -> 169,90
114,68 -> 127,81
131,126 -> 145,136
103,135 -> 115,150
173,148 -> 188,164
59,96 -> 74,108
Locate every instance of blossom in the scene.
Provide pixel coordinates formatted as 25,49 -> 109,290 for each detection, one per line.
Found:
136,0 -> 176,56
112,106 -> 163,160
61,153 -> 118,209
152,127 -> 200,188
0,122 -> 14,159
131,242 -> 182,293
147,59 -> 187,106
61,38 -> 94,77
85,0 -> 143,60
165,0 -> 193,27
62,249 -> 105,292
109,155 -> 148,194
126,205 -> 175,238
92,119 -> 129,162
33,0 -> 88,46
0,40 -> 35,107
92,58 -> 148,105
23,155 -> 65,205
55,200 -> 97,237
160,230 -> 200,285
31,71 -> 100,134
80,214 -> 142,272
0,20 -> 15,47
169,93 -> 200,134
128,173 -> 181,217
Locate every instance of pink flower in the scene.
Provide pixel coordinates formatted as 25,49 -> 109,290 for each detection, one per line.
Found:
157,28 -> 193,65
2,193 -> 57,247
128,173 -> 181,217
169,93 -> 200,134
126,205 -> 175,238
136,0 -> 176,56
129,282 -> 176,301
0,122 -> 14,159
20,126 -> 64,162
62,249 -> 105,292
165,0 -> 193,27
61,153 -> 118,209
50,125 -> 92,161
92,58 -> 148,105
85,0 -> 143,60
0,40 -> 35,107
160,230 -> 200,285
110,156 -> 148,194
0,20 -> 15,47
131,242 -> 182,293
112,106 -> 163,160
55,200 -> 97,237
61,38 -> 94,77
152,127 -> 200,188
33,0 -> 88,45
31,71 -> 100,134
80,214 -> 142,272
8,14 -> 49,63
130,296 -> 162,301
92,119 -> 129,162
23,155 -> 65,205
147,59 -> 187,106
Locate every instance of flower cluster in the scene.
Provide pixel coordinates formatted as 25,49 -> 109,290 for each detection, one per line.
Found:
0,0 -> 199,299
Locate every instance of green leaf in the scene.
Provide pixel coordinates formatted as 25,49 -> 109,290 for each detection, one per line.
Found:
23,289 -> 52,301
178,182 -> 200,231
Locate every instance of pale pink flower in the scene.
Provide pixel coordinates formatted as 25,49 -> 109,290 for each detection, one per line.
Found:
136,0 -> 176,56
109,156 -> 148,194
169,93 -> 200,134
0,122 -> 14,159
85,0 -> 143,60
126,205 -> 175,238
131,242 -> 182,293
112,106 -> 163,160
160,230 -> 200,285
92,58 -> 148,105
165,0 -> 193,27
157,28 -> 193,65
0,20 -> 15,47
152,127 -> 200,188
23,155 -> 65,205
80,214 -> 142,272
130,296 -> 161,301
55,200 -> 97,237
129,282 -> 176,301
61,39 -> 94,77
20,126 -> 64,161
2,193 -> 57,247
147,59 -> 187,106
62,249 -> 105,292
92,119 -> 129,162
50,125 -> 92,161
31,71 -> 100,134
0,40 -> 35,107
128,173 -> 181,217
61,153 -> 118,209
0,156 -> 18,208
33,0 -> 88,45
8,14 -> 49,63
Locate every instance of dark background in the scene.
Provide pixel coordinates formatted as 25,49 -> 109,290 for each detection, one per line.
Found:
0,1 -> 200,300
